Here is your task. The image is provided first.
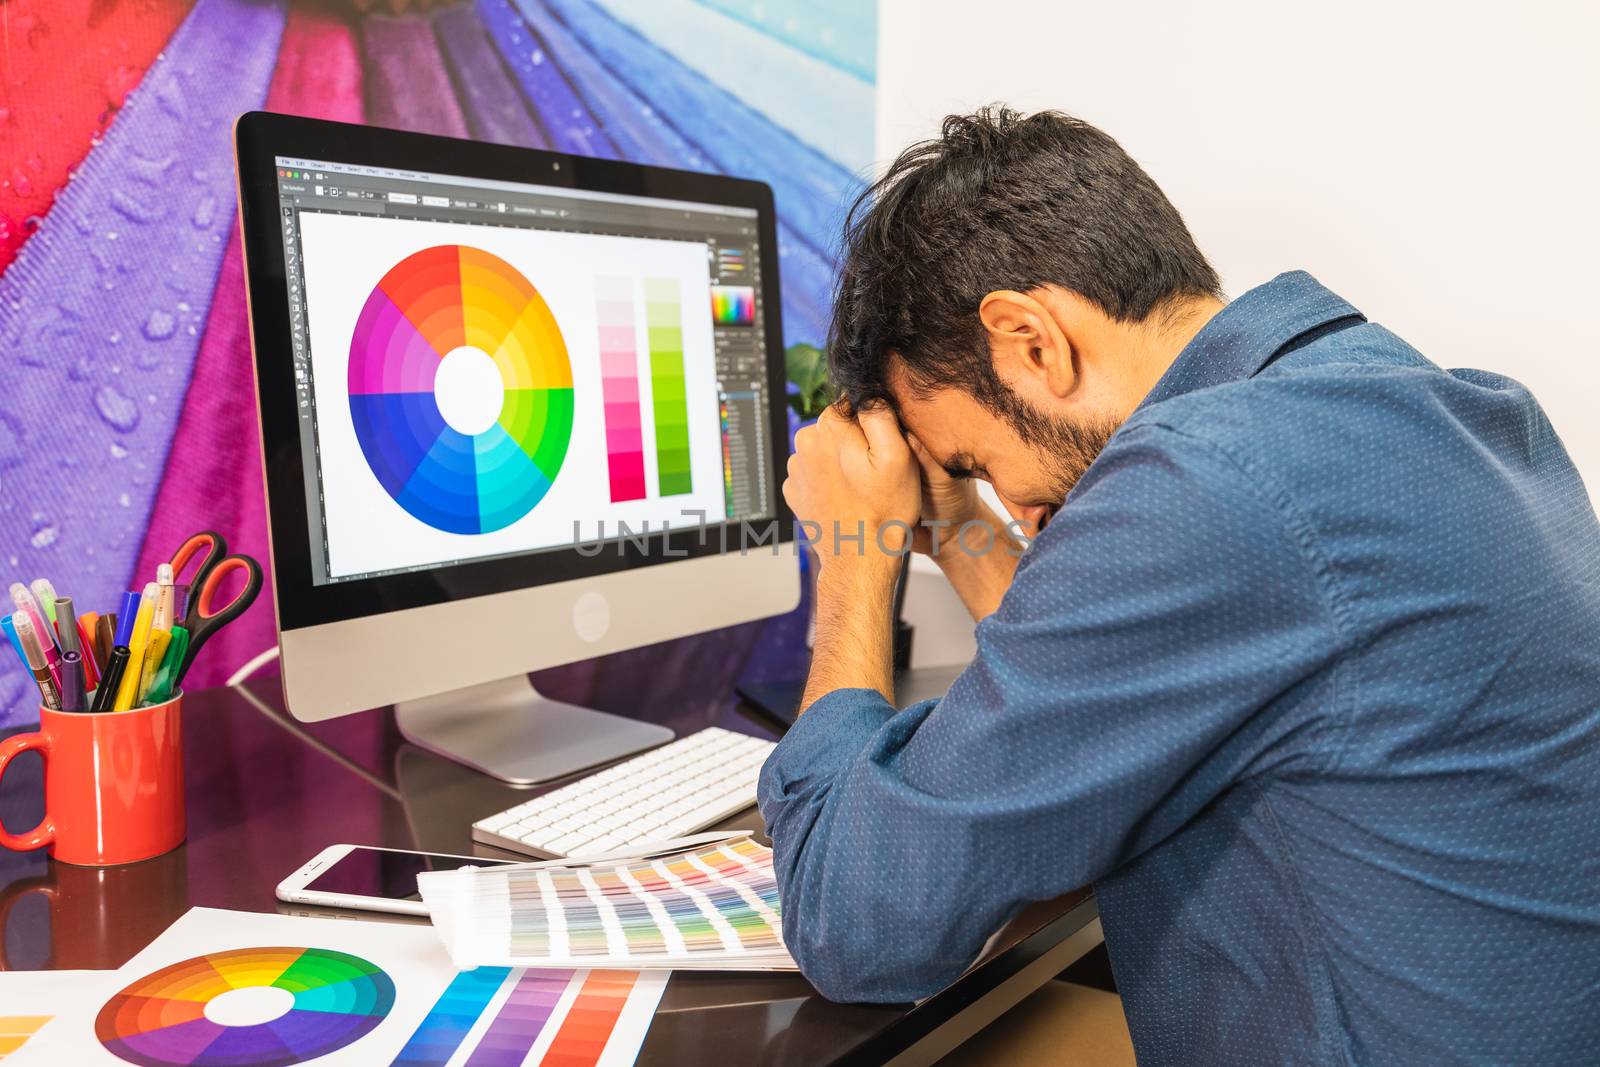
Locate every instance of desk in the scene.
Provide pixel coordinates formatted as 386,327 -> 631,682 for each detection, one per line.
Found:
0,632 -> 1100,1066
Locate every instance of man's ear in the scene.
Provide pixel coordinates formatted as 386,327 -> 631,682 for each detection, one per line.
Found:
978,289 -> 1076,399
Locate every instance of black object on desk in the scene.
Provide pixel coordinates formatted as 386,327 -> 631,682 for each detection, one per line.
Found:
736,556 -> 969,726
1,655 -> 1098,1065
737,664 -> 967,728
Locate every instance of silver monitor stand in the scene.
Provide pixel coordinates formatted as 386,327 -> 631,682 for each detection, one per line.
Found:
394,674 -> 673,786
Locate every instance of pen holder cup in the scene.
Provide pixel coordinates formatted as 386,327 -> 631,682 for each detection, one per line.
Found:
0,693 -> 185,866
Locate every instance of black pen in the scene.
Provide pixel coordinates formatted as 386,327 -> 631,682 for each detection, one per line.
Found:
91,646 -> 131,713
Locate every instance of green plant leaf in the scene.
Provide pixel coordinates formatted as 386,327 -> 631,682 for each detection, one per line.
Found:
785,343 -> 836,419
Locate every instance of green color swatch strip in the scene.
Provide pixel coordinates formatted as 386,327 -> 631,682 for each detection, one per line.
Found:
645,278 -> 693,496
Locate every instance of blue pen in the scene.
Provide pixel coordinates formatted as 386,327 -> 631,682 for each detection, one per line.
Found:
1,614 -> 26,668
113,590 -> 142,648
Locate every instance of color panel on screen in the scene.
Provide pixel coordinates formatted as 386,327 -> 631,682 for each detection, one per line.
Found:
710,285 -> 755,326
595,277 -> 647,503
645,278 -> 692,497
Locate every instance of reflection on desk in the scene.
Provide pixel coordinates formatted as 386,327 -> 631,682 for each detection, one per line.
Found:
1,630 -> 1098,1066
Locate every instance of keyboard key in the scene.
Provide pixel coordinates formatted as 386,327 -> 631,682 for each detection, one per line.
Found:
469,728 -> 778,858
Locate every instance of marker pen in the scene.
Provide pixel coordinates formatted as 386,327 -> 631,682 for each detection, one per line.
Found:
13,613 -> 61,711
29,578 -> 58,628
1,614 -> 26,670
95,613 -> 117,669
58,650 -> 85,712
92,647 -> 131,714
9,583 -> 57,655
113,591 -> 141,648
152,563 -> 176,632
113,582 -> 158,712
74,611 -> 103,690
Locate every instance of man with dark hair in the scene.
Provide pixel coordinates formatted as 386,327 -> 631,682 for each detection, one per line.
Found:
760,107 -> 1600,1063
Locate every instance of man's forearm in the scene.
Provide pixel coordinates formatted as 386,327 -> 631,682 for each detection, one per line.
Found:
929,508 -> 1024,621
799,556 -> 899,714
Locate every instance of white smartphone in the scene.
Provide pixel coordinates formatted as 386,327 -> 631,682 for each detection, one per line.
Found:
276,844 -> 517,917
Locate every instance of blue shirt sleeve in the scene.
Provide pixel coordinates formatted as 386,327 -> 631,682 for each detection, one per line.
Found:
757,422 -> 1345,1002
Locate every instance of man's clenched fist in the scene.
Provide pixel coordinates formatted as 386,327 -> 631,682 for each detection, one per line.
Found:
783,404 -> 920,564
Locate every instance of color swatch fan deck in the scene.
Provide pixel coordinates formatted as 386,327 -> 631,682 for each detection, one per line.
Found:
349,245 -> 574,535
419,837 -> 797,971
95,946 -> 395,1066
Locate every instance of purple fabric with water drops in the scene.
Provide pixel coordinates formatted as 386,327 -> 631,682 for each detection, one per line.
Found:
360,14 -> 471,139
0,0 -> 285,718
0,0 -> 874,727
432,3 -> 551,150
475,0 -> 618,160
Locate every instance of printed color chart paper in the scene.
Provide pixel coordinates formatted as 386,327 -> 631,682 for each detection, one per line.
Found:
17,909 -> 664,1067
393,967 -> 664,1067
0,970 -> 120,1060
420,838 -> 795,971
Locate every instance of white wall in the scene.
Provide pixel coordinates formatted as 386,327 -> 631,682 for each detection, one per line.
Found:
878,0 -> 1599,664
877,0 -> 1600,496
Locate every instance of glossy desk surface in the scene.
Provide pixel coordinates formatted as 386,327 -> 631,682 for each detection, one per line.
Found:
0,632 -> 1097,1066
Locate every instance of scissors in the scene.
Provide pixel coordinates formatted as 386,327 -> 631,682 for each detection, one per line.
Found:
169,530 -> 264,684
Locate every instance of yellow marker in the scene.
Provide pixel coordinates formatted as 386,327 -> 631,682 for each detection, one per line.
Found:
138,629 -> 172,705
113,581 -> 158,712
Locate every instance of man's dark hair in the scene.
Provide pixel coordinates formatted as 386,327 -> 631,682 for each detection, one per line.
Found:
829,106 -> 1221,417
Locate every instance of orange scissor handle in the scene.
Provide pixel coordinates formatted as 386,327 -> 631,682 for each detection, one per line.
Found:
170,531 -> 227,588
194,555 -> 262,620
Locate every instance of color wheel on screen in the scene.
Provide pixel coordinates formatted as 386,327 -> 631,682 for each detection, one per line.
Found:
349,244 -> 574,534
95,946 -> 395,1067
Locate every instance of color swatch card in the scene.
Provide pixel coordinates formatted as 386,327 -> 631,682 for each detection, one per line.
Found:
419,838 -> 796,971
22,907 -> 664,1067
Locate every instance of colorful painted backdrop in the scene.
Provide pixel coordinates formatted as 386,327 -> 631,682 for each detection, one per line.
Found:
0,0 -> 875,727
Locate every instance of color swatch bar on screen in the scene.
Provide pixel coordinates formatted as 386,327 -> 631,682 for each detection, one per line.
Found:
464,969 -> 574,1067
595,277 -> 646,502
393,966 -> 510,1066
0,1016 -> 49,1059
646,278 -> 693,496
710,285 -> 756,326
720,397 -> 735,516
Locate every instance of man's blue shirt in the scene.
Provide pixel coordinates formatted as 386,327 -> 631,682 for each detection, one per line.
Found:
758,272 -> 1600,1065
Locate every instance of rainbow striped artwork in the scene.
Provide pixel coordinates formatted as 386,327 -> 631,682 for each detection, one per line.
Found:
645,279 -> 694,496
0,0 -> 875,727
419,837 -> 795,970
710,285 -> 757,326
595,277 -> 647,502
349,244 -> 574,534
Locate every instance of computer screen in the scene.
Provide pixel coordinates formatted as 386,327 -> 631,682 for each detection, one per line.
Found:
270,157 -> 776,586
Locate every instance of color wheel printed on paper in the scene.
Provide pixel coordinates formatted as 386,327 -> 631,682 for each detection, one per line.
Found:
349,245 -> 575,534
95,946 -> 396,1066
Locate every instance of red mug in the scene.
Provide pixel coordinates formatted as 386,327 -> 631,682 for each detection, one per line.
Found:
0,695 -> 186,866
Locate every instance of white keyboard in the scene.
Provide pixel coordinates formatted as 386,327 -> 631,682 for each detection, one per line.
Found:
471,727 -> 777,859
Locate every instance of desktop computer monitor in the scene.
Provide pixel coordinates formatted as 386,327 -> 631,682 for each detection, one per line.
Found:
234,113 -> 799,784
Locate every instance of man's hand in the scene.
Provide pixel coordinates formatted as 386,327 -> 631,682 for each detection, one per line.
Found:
786,404 -> 917,713
907,434 -> 984,556
784,404 -> 920,569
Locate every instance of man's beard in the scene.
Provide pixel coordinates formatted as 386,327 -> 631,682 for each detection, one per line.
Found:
1006,399 -> 1121,528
